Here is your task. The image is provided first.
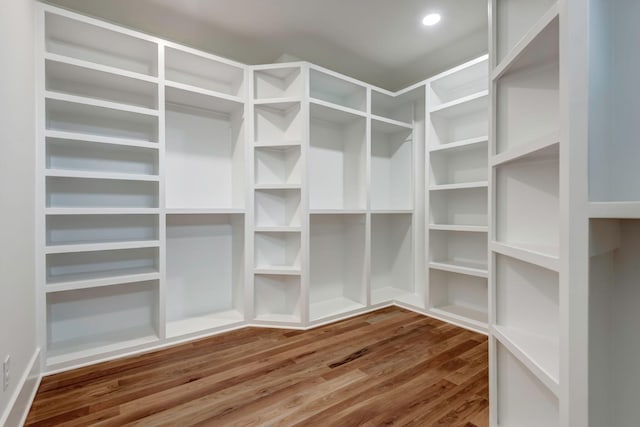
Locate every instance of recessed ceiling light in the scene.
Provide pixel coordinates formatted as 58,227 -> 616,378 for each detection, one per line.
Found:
422,13 -> 441,26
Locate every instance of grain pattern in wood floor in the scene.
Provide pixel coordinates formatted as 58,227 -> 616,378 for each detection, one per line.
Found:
26,307 -> 488,426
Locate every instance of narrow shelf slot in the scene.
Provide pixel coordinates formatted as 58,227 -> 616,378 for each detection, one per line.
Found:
430,141 -> 487,187
310,214 -> 366,321
309,103 -> 366,210
371,120 -> 413,210
166,214 -> 244,338
255,188 -> 301,227
46,98 -> 158,143
46,176 -> 158,209
255,145 -> 301,187
309,68 -> 366,113
371,214 -> 413,305
165,86 -> 245,210
254,102 -> 303,146
254,275 -> 301,323
495,31 -> 559,155
46,214 -> 158,247
45,12 -> 158,76
371,88 -> 419,125
46,59 -> 157,110
429,58 -> 488,108
494,0 -> 558,66
46,136 -> 158,176
255,231 -> 301,271
46,281 -> 159,366
430,187 -> 488,228
428,99 -> 488,147
495,157 -> 559,255
254,66 -> 302,99
165,46 -> 244,97
429,269 -> 487,328
430,229 -> 488,277
495,253 -> 559,388
46,246 -> 159,286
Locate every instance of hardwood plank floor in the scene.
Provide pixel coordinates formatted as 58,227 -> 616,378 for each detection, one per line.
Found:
26,307 -> 488,426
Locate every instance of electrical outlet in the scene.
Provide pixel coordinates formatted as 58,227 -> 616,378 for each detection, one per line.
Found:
3,355 -> 10,391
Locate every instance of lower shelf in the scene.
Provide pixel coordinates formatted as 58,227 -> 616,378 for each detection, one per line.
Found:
496,340 -> 560,427
165,310 -> 244,338
493,326 -> 560,396
371,287 -> 411,304
429,260 -> 488,278
309,296 -> 365,322
253,313 -> 301,323
47,326 -> 158,367
429,304 -> 488,328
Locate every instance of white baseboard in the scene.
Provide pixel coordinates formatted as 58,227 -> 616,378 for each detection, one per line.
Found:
1,348 -> 41,427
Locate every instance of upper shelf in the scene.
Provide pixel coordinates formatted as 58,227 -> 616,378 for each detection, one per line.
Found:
493,4 -> 559,80
371,86 -> 424,126
429,91 -> 489,118
165,83 -> 244,116
45,11 -> 158,76
429,56 -> 488,109
494,0 -> 558,69
46,58 -> 158,111
310,68 -> 367,113
165,46 -> 245,98
254,66 -> 302,100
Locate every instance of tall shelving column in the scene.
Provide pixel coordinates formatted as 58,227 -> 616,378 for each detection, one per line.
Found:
162,44 -> 247,338
425,56 -> 489,333
37,5 -> 163,370
307,66 -> 368,324
251,64 -> 305,325
489,1 -> 561,426
369,87 -> 424,309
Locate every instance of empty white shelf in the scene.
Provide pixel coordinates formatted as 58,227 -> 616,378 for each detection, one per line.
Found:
492,133 -> 559,167
491,241 -> 560,272
165,310 -> 244,339
309,297 -> 365,322
429,136 -> 488,153
429,181 -> 488,191
429,305 -> 488,328
493,325 -> 560,396
430,224 -> 488,233
429,260 -> 488,278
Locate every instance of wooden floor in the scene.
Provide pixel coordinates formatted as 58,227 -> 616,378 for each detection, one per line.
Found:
26,307 -> 488,426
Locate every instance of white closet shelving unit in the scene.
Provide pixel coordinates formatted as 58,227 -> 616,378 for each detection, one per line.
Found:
489,1 -> 561,426
251,64 -> 305,325
426,56 -> 489,333
37,3 -> 468,374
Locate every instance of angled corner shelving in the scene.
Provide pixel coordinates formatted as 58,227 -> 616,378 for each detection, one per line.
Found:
426,55 -> 489,332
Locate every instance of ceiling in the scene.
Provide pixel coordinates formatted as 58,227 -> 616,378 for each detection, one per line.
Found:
46,0 -> 488,90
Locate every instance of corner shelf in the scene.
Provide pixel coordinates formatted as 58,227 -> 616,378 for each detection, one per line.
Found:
45,281 -> 160,367
493,325 -> 559,396
165,45 -> 245,97
166,214 -> 245,337
310,214 -> 366,321
371,213 -> 413,305
309,67 -> 367,113
254,66 -> 302,99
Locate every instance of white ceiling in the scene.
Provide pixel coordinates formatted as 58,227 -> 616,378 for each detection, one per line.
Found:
46,0 -> 488,90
